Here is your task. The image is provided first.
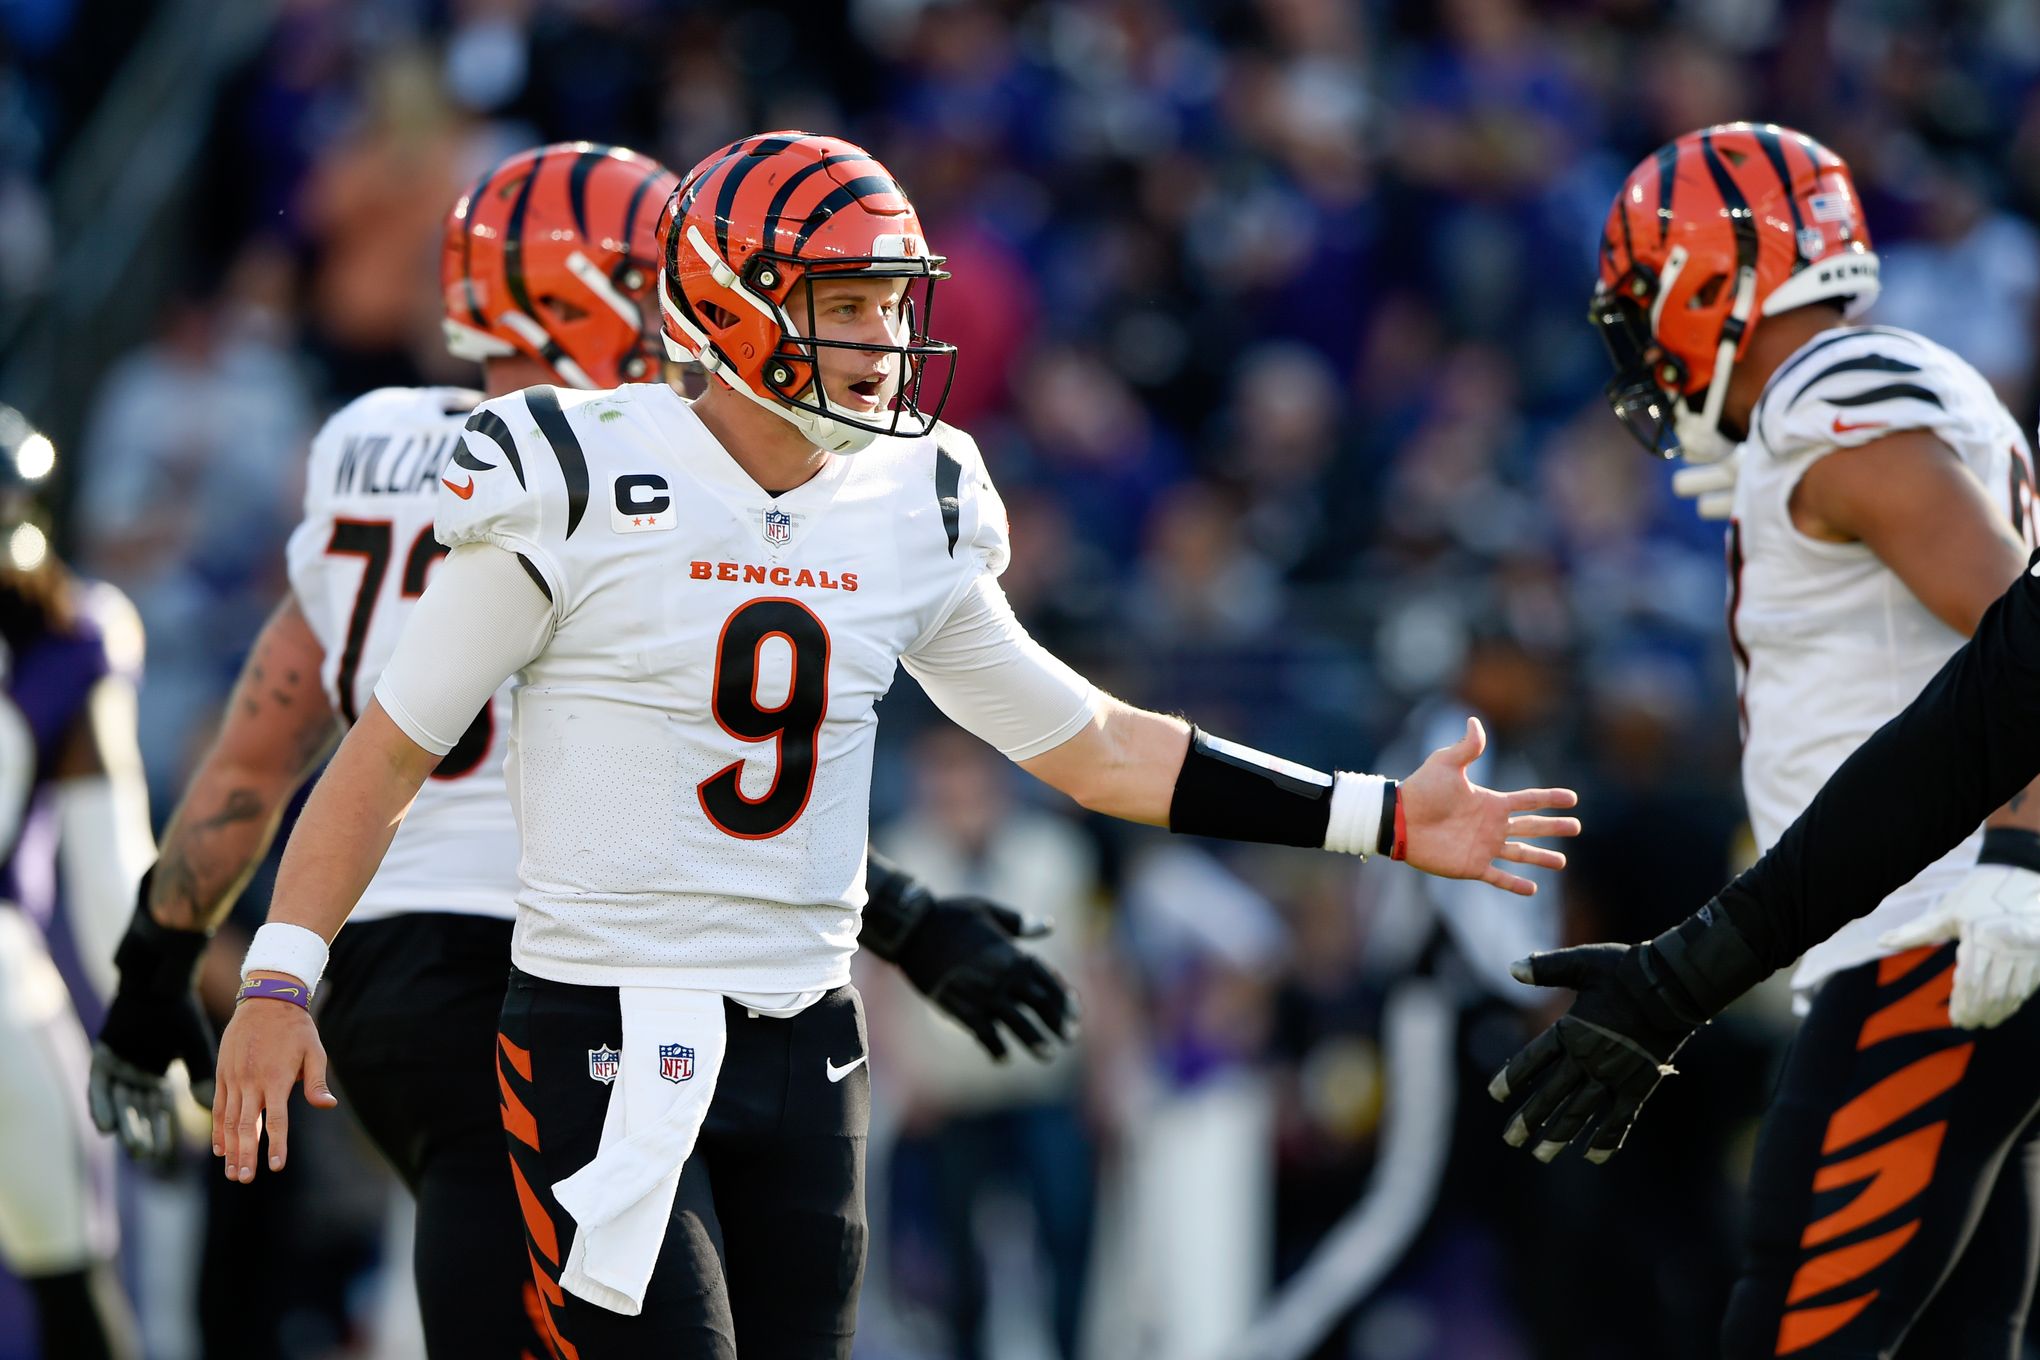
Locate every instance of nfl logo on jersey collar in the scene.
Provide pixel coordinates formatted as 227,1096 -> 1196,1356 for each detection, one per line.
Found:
588,1045 -> 621,1084
659,1043 -> 695,1083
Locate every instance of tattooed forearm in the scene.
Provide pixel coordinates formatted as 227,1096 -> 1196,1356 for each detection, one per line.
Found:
143,596 -> 339,933
149,788 -> 280,931
194,788 -> 266,833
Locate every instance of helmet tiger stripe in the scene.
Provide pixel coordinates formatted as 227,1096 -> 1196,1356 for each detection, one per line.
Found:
442,142 -> 679,389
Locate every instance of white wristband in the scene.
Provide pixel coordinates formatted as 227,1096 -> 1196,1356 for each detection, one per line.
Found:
240,922 -> 330,994
1324,773 -> 1389,857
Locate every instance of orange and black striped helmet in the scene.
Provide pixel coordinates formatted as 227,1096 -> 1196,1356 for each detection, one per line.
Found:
442,142 -> 679,389
658,131 -> 956,453
1591,123 -> 1879,460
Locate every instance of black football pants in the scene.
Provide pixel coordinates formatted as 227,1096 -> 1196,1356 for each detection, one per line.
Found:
496,967 -> 870,1359
320,912 -> 544,1358
1722,942 -> 2040,1359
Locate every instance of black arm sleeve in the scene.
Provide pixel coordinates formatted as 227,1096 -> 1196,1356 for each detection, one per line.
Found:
1714,556 -> 2040,974
859,850 -> 933,962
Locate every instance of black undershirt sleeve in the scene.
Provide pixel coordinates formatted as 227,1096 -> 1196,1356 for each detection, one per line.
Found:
1714,556 -> 2040,975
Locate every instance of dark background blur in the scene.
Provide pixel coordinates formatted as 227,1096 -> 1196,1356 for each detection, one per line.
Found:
5,0 -> 2039,1357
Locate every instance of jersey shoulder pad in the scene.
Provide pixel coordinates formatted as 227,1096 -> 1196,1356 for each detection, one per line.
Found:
929,421 -> 1009,576
436,384 -> 613,557
1757,326 -> 1965,459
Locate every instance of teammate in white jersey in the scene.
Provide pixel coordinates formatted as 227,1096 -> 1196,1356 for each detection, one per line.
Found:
89,142 -> 1076,1358
211,132 -> 1580,1358
1495,123 -> 2040,1359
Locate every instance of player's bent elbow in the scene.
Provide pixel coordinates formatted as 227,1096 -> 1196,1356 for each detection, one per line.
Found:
351,700 -> 449,787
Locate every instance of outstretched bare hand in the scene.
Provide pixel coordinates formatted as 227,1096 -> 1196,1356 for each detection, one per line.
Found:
1399,717 -> 1580,896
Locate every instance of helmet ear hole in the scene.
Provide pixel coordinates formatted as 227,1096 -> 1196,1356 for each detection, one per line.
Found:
1688,274 -> 1728,309
697,300 -> 740,330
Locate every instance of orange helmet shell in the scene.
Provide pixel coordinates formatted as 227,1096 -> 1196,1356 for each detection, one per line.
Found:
1591,123 -> 1879,457
442,142 -> 678,389
658,132 -> 955,452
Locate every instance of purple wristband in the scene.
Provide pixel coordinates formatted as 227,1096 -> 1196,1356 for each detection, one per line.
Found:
236,976 -> 312,1009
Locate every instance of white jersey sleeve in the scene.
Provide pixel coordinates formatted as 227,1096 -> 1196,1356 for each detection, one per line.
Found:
902,574 -> 1100,761
1756,325 -> 1995,463
373,544 -> 553,755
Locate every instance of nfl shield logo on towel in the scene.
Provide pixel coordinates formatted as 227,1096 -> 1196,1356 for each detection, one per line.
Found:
587,1045 -> 620,1085
762,506 -> 792,547
659,1043 -> 695,1083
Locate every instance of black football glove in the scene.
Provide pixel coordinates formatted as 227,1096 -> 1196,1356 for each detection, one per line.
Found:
863,854 -> 1079,1062
1490,902 -> 1763,1164
88,869 -> 217,1169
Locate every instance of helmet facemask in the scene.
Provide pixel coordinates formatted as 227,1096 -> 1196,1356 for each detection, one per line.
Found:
1590,267 -> 1682,459
1591,244 -> 1749,464
665,221 -> 957,453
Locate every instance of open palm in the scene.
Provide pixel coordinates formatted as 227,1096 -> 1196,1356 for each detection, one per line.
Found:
1399,717 -> 1580,895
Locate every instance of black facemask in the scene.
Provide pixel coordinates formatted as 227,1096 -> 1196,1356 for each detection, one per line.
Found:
1588,277 -> 1686,459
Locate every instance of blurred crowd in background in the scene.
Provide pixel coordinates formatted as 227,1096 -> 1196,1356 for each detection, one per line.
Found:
5,0 -> 2040,1357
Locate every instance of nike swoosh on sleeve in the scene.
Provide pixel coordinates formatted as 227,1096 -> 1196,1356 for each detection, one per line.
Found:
442,475 -> 476,499
1831,417 -> 1888,435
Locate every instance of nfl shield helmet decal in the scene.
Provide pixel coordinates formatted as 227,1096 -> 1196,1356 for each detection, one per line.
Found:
588,1045 -> 621,1085
762,506 -> 793,548
659,1043 -> 695,1083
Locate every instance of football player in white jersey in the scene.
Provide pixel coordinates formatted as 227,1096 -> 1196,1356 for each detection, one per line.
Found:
89,142 -> 1076,1358
1493,123 -> 2040,1359
210,131 -> 1580,1358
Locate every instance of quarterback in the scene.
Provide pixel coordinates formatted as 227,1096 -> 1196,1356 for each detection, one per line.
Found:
89,142 -> 1074,1357
1494,123 -> 2040,1358
213,132 -> 1578,1358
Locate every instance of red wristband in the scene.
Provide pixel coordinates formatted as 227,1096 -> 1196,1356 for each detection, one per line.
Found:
1390,787 -> 1408,862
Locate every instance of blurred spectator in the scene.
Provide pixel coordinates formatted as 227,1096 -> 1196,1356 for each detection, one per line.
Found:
873,727 -> 1103,1360
1873,152 -> 2040,410
296,48 -> 475,395
72,246 -> 311,808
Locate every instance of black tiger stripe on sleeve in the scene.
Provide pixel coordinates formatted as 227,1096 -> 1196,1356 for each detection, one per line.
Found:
525,387 -> 591,539
1823,382 -> 1945,411
461,410 -> 528,488
934,444 -> 963,557
1787,353 -> 1924,410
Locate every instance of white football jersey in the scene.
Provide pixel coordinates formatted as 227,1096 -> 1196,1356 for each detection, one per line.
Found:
284,386 -> 520,923
1730,324 -> 2038,995
432,382 -> 1046,993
